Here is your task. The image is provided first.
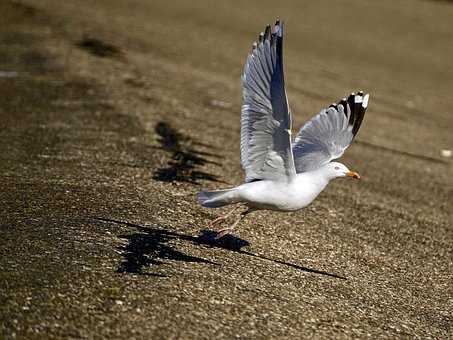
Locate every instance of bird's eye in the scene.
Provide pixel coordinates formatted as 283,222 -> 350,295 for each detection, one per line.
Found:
334,166 -> 340,170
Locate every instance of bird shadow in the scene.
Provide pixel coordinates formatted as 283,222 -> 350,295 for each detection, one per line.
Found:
76,36 -> 123,59
153,121 -> 226,184
197,230 -> 346,280
116,230 -> 220,277
93,217 -> 346,280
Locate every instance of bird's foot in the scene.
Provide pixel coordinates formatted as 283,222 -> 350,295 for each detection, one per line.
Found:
207,215 -> 227,228
207,206 -> 241,229
208,205 -> 249,239
214,226 -> 235,239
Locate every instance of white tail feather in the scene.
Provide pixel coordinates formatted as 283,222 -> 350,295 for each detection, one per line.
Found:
197,188 -> 238,208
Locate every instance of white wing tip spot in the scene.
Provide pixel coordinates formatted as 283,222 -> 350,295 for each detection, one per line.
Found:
362,94 -> 369,108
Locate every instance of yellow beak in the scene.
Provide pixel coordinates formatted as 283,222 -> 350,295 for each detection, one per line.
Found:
346,171 -> 361,180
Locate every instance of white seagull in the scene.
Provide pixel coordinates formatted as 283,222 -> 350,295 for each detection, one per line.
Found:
198,20 -> 369,237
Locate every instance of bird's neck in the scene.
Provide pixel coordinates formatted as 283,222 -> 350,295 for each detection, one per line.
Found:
316,165 -> 337,182
296,170 -> 330,188
313,173 -> 330,188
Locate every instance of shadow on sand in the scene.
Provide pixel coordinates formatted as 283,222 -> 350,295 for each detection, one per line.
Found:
76,36 -> 123,59
153,121 -> 225,184
93,217 -> 346,280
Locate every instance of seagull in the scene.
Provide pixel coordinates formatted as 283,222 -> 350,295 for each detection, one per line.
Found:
197,20 -> 369,237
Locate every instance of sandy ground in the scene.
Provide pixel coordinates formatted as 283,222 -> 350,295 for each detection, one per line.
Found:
1,0 -> 452,338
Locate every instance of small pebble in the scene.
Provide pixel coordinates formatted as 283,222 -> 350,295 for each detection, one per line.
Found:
440,149 -> 452,158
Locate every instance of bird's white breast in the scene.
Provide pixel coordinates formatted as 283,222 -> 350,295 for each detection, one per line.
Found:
236,173 -> 328,211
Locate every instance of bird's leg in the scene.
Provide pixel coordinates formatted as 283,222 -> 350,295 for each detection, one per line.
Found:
215,207 -> 253,239
208,205 -> 240,228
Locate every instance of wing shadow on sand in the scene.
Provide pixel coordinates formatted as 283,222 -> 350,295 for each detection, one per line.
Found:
94,217 -> 345,280
153,121 -> 226,184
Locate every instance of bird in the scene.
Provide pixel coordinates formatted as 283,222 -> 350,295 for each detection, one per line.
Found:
197,20 -> 369,238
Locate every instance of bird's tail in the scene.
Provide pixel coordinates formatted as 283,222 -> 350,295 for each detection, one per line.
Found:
197,188 -> 239,208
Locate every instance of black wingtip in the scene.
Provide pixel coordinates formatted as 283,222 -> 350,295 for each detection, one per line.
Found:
344,91 -> 368,138
329,103 -> 337,110
347,93 -> 356,125
264,25 -> 271,40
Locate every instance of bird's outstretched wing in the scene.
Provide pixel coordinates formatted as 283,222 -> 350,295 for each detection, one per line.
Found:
240,21 -> 296,182
292,92 -> 369,173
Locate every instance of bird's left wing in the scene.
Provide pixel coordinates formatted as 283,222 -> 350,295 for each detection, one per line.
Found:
292,92 -> 369,172
240,20 -> 296,183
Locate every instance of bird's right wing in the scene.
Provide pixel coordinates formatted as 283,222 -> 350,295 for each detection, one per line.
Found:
292,92 -> 369,172
240,21 -> 296,183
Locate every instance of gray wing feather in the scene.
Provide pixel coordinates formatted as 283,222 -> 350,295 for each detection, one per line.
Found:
292,92 -> 369,172
241,21 -> 296,182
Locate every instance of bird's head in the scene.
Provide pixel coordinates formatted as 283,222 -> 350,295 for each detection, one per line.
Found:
324,162 -> 361,181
